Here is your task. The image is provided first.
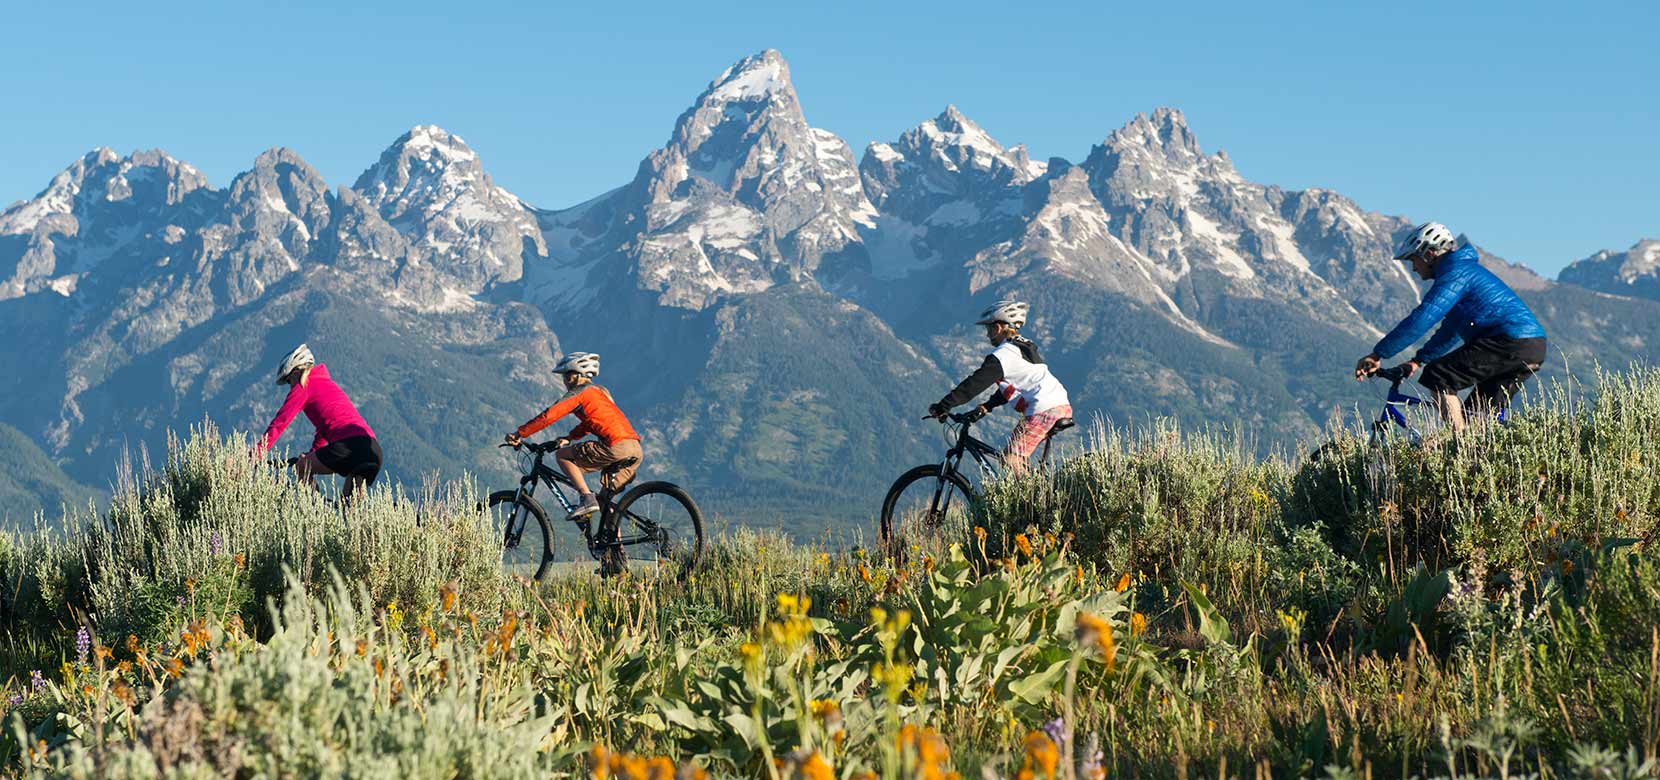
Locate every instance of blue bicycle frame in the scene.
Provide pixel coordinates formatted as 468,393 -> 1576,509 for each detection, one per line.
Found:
1370,365 -> 1425,444
1369,364 -> 1512,444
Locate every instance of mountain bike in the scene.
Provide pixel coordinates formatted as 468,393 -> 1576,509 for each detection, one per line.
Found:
486,440 -> 705,581
1361,363 -> 1512,446
266,455 -> 379,505
878,409 -> 1074,555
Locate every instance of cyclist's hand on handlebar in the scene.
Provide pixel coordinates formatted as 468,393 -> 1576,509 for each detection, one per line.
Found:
1354,354 -> 1381,380
551,437 -> 571,450
925,402 -> 948,420
1401,361 -> 1420,378
502,433 -> 523,449
963,405 -> 988,423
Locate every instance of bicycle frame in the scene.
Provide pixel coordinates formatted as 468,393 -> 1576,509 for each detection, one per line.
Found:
1372,375 -> 1426,445
503,445 -> 661,556
940,419 -> 1004,481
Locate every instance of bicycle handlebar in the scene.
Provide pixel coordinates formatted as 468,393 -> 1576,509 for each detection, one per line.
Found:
501,439 -> 562,454
1373,364 -> 1413,382
924,409 -> 986,425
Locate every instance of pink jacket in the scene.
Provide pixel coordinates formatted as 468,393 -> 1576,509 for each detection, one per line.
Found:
258,364 -> 375,454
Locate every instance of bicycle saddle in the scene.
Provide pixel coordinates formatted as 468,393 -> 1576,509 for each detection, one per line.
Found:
602,457 -> 639,475
1049,417 -> 1076,436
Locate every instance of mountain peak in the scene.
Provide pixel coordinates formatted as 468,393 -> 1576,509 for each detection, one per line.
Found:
705,49 -> 793,103
389,125 -> 478,163
1106,107 -> 1202,159
1560,238 -> 1660,300
252,146 -> 314,169
0,147 -> 208,237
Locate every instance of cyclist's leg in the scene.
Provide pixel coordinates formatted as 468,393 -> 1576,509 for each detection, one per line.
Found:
555,439 -> 641,495
1002,406 -> 1070,476
340,439 -> 383,503
294,451 -> 334,490
1419,342 -> 1493,433
1460,337 -> 1546,423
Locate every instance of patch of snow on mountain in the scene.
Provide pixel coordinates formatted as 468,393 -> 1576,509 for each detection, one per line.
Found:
402,125 -> 478,162
868,143 -> 904,164
862,215 -> 939,280
927,200 -> 981,226
1257,214 -> 1311,271
1183,209 -> 1254,279
708,54 -> 787,102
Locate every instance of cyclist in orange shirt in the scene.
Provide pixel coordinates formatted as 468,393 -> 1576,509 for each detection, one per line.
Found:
504,352 -> 642,520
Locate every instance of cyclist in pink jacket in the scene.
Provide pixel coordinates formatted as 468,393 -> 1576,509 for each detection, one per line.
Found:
259,344 -> 382,499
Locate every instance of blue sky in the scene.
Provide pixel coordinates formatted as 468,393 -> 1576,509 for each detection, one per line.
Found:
2,0 -> 1654,275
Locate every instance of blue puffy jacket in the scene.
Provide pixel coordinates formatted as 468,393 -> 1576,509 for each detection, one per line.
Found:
1372,244 -> 1546,363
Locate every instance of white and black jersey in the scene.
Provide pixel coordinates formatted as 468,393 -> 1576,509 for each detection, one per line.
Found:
937,337 -> 1070,417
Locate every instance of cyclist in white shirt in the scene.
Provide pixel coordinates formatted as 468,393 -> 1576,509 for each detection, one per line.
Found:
928,300 -> 1074,474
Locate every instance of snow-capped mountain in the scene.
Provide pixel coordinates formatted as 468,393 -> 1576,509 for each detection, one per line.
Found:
0,148 -> 214,300
1080,108 -> 1417,343
1559,239 -> 1660,301
354,125 -> 544,299
533,49 -> 875,312
1,48 -> 1656,531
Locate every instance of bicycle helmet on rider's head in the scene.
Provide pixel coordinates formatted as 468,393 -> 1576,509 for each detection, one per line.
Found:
554,351 -> 600,378
277,344 -> 315,384
1393,222 -> 1457,262
975,300 -> 1028,328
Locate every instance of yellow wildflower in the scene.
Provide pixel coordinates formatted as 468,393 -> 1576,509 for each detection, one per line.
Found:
1014,534 -> 1033,557
1114,573 -> 1132,592
1075,612 -> 1117,671
797,750 -> 834,780
1130,611 -> 1147,637
440,582 -> 458,612
1021,731 -> 1060,780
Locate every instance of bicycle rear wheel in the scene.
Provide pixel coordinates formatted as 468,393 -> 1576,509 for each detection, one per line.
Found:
610,481 -> 705,580
879,465 -> 975,558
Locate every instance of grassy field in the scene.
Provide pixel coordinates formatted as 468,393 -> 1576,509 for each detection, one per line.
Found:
2,369 -> 1658,778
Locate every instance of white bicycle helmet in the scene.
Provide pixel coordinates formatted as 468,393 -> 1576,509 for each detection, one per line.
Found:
554,351 -> 600,378
276,344 -> 314,383
975,300 -> 1029,328
1393,222 -> 1457,261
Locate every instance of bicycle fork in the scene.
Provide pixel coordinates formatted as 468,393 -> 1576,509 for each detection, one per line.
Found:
505,481 -> 534,548
928,455 -> 962,524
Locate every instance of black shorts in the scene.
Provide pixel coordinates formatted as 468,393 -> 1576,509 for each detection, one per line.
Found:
314,436 -> 383,483
1418,336 -> 1546,411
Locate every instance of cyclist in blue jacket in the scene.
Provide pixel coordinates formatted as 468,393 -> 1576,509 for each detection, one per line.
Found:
1354,222 -> 1547,432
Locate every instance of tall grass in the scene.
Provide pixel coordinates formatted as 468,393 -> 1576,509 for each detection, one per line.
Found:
2,371 -> 1659,778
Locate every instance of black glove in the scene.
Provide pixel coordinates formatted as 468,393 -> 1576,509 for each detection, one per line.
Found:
927,403 -> 948,419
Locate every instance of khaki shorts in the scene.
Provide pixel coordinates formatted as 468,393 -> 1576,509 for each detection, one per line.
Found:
566,438 -> 643,491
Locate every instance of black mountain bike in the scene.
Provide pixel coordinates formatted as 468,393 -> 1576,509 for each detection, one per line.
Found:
487,440 -> 705,581
878,409 -> 1074,554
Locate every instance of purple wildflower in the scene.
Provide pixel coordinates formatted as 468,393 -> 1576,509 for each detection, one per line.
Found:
30,670 -> 46,692
177,593 -> 188,606
1043,716 -> 1066,749
209,532 -> 223,556
76,625 -> 91,662
7,691 -> 22,706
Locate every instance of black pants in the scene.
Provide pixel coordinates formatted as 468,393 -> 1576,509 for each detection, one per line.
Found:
314,436 -> 383,499
1419,337 -> 1546,412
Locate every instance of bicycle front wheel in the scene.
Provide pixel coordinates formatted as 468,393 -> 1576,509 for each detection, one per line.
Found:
486,491 -> 552,581
879,465 -> 975,558
611,481 -> 705,580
